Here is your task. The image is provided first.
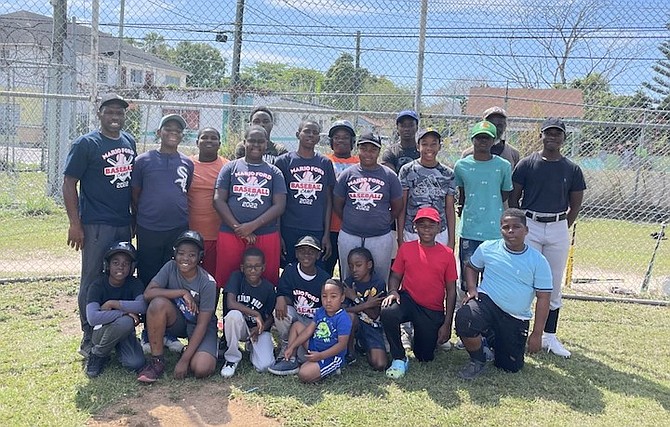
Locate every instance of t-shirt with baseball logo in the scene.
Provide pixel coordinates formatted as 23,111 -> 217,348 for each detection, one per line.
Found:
224,270 -> 276,328
215,159 -> 287,235
334,164 -> 403,238
276,262 -> 330,318
64,130 -> 136,226
132,149 -> 194,231
275,152 -> 336,232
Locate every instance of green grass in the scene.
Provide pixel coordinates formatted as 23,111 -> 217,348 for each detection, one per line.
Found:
1,279 -> 669,426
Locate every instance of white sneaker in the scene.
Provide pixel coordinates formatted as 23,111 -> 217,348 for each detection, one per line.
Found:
164,335 -> 185,353
454,339 -> 465,350
220,361 -> 238,378
440,341 -> 453,351
542,333 -> 571,358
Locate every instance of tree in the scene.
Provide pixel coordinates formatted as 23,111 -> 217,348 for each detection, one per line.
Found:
169,42 -> 227,88
322,53 -> 369,110
642,23 -> 670,110
479,0 -> 645,88
359,75 -> 413,113
240,62 -> 324,101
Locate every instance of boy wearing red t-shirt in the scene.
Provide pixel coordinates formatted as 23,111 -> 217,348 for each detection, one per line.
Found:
380,207 -> 458,379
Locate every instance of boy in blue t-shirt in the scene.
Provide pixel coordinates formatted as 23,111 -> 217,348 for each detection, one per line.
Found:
454,120 -> 512,291
275,119 -> 336,267
269,279 -> 352,382
220,247 -> 276,377
455,208 -> 552,380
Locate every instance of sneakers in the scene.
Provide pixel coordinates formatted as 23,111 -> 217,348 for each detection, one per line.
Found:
345,352 -> 357,366
542,333 -> 571,358
454,339 -> 465,350
85,353 -> 107,378
458,359 -> 486,380
440,341 -> 453,351
220,361 -> 238,378
164,334 -> 185,353
268,357 -> 300,376
385,358 -> 408,379
137,357 -> 165,383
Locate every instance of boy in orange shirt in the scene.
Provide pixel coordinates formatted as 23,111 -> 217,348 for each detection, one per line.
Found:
188,128 -> 228,281
325,120 -> 358,277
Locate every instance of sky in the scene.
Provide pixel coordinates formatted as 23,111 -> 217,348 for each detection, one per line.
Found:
2,0 -> 669,100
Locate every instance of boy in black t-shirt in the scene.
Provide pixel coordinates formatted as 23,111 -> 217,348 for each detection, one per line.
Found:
221,247 -> 276,377
85,241 -> 146,377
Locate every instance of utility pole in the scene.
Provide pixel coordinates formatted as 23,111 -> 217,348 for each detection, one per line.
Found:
47,0 -> 67,197
414,0 -> 428,115
354,30 -> 361,121
228,0 -> 245,140
117,0 -> 125,88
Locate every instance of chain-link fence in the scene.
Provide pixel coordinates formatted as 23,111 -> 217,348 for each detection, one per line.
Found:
1,0 -> 669,298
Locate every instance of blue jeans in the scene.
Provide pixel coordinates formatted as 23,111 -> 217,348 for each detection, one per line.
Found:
459,238 -> 484,291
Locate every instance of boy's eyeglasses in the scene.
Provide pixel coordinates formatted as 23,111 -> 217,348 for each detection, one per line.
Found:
243,264 -> 264,271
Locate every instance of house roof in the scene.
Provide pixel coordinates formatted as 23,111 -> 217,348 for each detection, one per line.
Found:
466,87 -> 584,119
0,10 -> 187,74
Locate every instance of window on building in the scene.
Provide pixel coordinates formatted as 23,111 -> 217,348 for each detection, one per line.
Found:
130,69 -> 143,85
97,64 -> 108,83
164,75 -> 180,86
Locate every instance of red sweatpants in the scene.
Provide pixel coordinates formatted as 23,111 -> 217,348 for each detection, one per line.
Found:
215,231 -> 280,289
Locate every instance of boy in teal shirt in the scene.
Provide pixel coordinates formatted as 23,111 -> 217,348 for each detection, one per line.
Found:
454,121 -> 512,292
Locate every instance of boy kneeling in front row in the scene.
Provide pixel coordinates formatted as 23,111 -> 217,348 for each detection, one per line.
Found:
85,241 -> 146,377
137,230 -> 218,382
455,208 -> 552,380
220,247 -> 276,378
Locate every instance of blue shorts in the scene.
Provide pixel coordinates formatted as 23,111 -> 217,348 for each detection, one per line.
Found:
318,355 -> 344,378
356,321 -> 386,351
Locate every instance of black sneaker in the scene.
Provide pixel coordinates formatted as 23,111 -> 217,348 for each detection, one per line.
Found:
268,357 -> 299,376
78,338 -> 92,359
345,352 -> 357,366
85,353 -> 107,378
458,359 -> 486,380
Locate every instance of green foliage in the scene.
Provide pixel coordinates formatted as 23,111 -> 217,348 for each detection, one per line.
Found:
642,22 -> 670,107
323,53 -> 370,110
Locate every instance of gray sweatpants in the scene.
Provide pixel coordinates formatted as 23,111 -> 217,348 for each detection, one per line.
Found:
91,315 -> 145,371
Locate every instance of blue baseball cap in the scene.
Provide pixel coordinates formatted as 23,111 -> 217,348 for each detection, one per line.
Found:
396,110 -> 419,124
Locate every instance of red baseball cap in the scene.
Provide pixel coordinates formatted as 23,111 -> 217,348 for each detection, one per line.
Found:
413,207 -> 440,223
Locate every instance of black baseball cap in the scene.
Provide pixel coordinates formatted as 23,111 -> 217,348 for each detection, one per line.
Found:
416,128 -> 441,143
356,132 -> 383,148
99,93 -> 128,109
396,110 -> 419,123
541,117 -> 566,133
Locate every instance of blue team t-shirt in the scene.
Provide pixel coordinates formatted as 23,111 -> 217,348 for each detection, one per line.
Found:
132,149 -> 193,231
454,155 -> 512,241
276,263 -> 330,318
334,165 -> 403,238
63,130 -> 136,226
216,159 -> 287,235
471,239 -> 553,320
225,270 -> 276,328
308,307 -> 352,361
275,152 -> 336,232
398,159 -> 456,234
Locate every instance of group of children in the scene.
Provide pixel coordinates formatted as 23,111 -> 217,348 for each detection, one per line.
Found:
73,96 -> 584,384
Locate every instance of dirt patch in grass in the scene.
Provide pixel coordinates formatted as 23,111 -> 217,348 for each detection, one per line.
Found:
54,293 -> 81,336
87,382 -> 279,426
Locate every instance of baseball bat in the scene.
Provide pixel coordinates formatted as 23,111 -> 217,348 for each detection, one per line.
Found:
641,222 -> 667,292
564,223 -> 577,289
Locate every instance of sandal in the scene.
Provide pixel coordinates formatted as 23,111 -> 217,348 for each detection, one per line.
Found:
385,358 -> 408,379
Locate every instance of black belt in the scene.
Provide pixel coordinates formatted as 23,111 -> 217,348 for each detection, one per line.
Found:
525,211 -> 567,223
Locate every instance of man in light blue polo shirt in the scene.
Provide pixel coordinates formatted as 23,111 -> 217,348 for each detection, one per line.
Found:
455,208 -> 552,380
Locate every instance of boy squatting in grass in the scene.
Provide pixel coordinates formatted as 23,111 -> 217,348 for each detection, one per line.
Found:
380,206 -> 458,379
220,247 -> 276,378
343,247 -> 388,371
455,208 -> 552,380
272,235 -> 331,358
84,241 -> 146,378
269,279 -> 352,383
137,231 -> 219,383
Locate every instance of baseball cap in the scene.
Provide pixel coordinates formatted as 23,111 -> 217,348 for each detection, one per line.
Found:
159,114 -> 187,130
413,207 -> 440,223
396,110 -> 419,123
482,106 -> 507,119
541,117 -> 566,133
328,120 -> 355,138
470,120 -> 497,139
99,93 -> 129,109
295,235 -> 322,251
356,132 -> 382,148
416,128 -> 441,143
